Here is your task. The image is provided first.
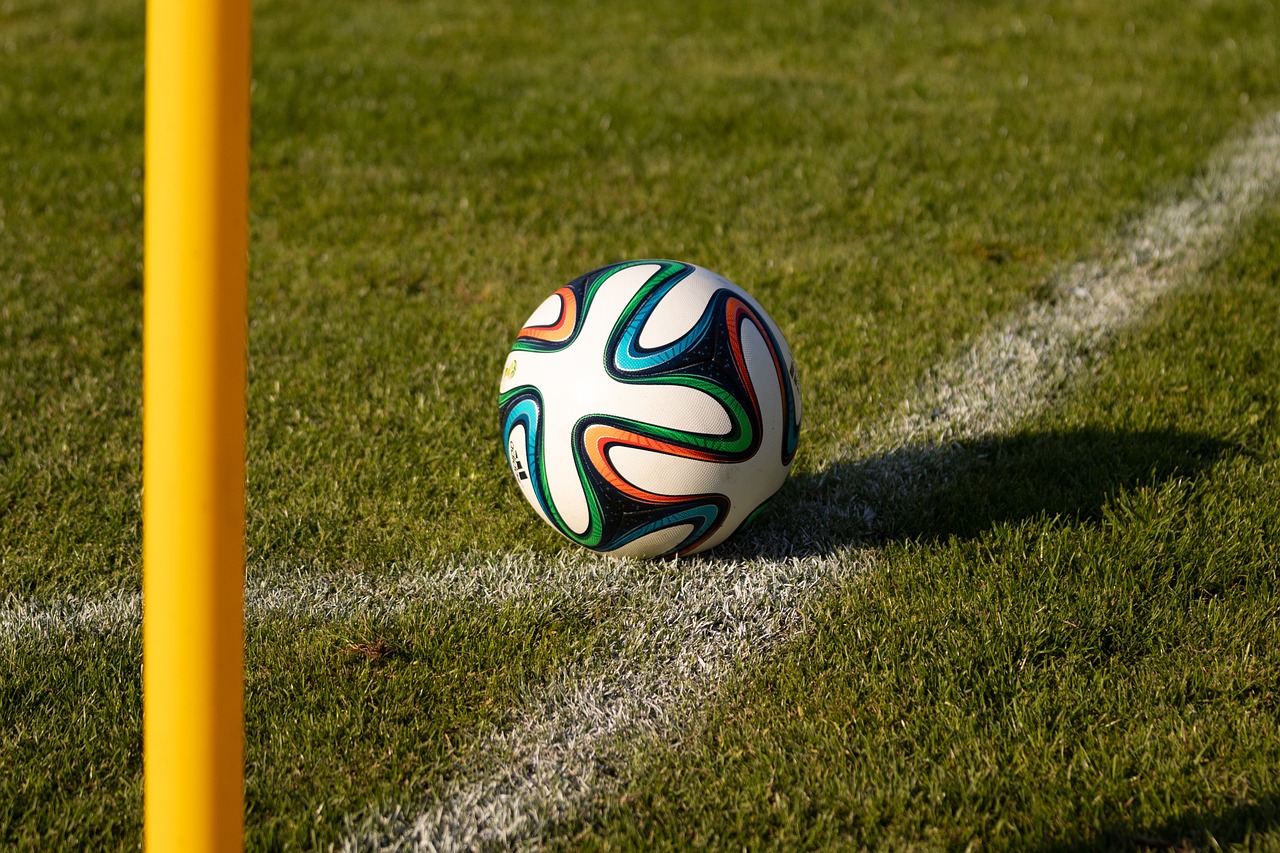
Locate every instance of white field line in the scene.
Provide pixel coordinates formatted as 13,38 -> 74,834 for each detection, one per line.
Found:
336,111 -> 1280,851
0,112 -> 1276,848
0,553 -> 682,646
0,589 -> 142,647
874,119 -> 1280,453
339,548 -> 874,853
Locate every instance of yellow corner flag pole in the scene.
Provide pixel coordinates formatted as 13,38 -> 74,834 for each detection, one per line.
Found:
143,0 -> 252,849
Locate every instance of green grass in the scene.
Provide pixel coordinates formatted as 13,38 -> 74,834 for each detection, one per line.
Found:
2,0 -> 1280,848
2,602 -> 604,848
5,0 -> 1280,592
560,204 -> 1280,851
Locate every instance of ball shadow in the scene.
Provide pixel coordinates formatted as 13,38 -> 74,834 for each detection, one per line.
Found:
724,427 -> 1241,559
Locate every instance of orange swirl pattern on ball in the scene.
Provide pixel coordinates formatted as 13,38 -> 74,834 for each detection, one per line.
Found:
582,423 -> 721,504
517,286 -> 578,342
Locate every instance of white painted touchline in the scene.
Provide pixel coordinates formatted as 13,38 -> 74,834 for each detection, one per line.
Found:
0,589 -> 142,647
338,547 -> 876,853
872,110 -> 1280,453
0,545 -> 840,646
339,111 -> 1280,850
0,552 -> 678,646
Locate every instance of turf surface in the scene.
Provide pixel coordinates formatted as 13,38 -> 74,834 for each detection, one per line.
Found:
2,0 -> 1279,848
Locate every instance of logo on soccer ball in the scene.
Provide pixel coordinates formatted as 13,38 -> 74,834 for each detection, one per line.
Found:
498,260 -> 801,558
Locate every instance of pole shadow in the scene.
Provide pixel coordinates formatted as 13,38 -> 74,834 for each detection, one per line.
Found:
724,427 -> 1242,559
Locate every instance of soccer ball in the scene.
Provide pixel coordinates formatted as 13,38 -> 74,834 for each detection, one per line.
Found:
498,260 -> 801,558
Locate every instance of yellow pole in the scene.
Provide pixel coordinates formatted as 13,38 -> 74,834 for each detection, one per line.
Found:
143,0 -> 251,849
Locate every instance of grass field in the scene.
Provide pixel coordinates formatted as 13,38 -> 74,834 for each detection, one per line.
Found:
3,0 -> 1280,849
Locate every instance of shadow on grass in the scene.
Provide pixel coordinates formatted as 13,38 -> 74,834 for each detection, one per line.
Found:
730,427 -> 1241,557
1039,792 -> 1280,851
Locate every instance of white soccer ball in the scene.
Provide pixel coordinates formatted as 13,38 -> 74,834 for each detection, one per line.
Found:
498,260 -> 801,558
